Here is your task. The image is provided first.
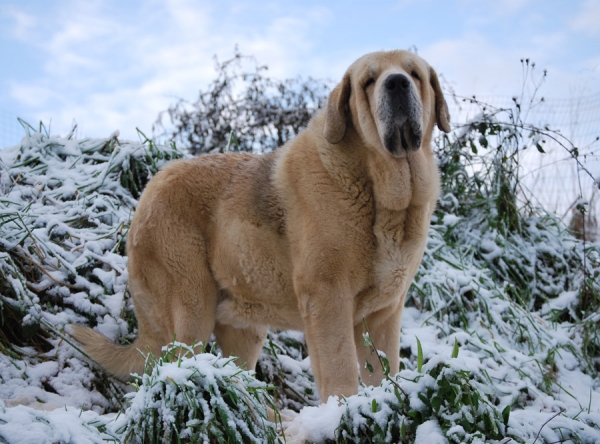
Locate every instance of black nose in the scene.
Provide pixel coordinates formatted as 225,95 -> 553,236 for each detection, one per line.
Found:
385,73 -> 410,91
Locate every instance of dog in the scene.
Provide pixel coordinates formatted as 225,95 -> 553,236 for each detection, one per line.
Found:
71,49 -> 450,402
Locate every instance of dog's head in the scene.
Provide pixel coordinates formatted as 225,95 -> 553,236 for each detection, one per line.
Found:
323,50 -> 451,156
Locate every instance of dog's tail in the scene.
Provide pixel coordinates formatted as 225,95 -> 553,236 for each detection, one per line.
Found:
70,324 -> 153,380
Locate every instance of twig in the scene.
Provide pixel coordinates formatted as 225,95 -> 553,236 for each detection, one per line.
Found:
532,409 -> 565,444
16,213 -> 45,260
12,248 -> 84,290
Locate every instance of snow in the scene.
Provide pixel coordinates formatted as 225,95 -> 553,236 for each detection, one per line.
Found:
442,213 -> 460,226
0,126 -> 599,443
415,419 -> 448,444
0,401 -> 113,444
284,396 -> 344,443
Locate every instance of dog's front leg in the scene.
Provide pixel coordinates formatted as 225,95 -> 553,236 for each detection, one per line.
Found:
296,279 -> 359,401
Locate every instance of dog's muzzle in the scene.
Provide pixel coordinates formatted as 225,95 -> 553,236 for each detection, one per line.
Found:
380,73 -> 422,155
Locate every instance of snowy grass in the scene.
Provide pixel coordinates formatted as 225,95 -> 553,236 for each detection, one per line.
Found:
0,121 -> 180,414
335,358 -> 509,443
114,342 -> 281,443
0,115 -> 599,443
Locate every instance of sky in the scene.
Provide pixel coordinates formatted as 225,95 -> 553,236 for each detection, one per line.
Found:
0,0 -> 599,147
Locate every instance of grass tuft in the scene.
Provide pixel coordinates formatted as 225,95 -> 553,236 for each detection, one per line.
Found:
335,358 -> 508,444
116,342 -> 282,444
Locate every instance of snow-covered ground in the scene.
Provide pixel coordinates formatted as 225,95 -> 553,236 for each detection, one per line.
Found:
0,124 -> 599,443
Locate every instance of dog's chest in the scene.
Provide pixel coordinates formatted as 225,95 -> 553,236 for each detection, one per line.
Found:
358,201 -> 432,316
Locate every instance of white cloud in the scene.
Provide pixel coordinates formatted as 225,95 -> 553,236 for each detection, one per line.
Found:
5,0 -> 335,140
459,0 -> 533,17
570,0 -> 600,36
2,0 -> 598,143
10,83 -> 66,109
422,35 -> 525,98
490,0 -> 533,15
4,8 -> 37,40
421,27 -> 599,105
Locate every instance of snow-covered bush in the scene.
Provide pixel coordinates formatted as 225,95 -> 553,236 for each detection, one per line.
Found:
336,359 -> 508,443
115,342 -> 281,443
0,122 -> 180,412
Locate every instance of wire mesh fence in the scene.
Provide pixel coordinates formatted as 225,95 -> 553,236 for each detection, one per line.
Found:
0,110 -> 25,149
447,92 -> 600,241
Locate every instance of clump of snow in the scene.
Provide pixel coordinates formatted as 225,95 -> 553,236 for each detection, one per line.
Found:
415,420 -> 447,444
442,213 -> 460,226
0,400 -> 116,444
284,396 -> 343,443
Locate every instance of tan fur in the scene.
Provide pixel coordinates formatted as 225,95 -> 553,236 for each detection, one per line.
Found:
71,50 -> 450,401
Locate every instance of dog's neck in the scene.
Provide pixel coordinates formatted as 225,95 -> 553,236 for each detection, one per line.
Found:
317,128 -> 438,214
365,150 -> 414,212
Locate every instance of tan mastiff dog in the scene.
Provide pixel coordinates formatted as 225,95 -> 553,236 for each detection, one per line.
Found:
72,49 -> 450,402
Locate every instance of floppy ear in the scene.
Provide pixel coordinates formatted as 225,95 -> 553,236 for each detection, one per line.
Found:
323,73 -> 352,144
429,66 -> 451,133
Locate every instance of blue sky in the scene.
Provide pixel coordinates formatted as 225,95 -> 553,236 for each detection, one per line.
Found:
1,0 -> 599,146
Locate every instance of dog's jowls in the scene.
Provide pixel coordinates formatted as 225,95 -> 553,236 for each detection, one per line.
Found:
71,49 -> 451,402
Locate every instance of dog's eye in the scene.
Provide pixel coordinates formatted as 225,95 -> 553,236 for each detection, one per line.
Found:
364,78 -> 375,89
411,71 -> 420,81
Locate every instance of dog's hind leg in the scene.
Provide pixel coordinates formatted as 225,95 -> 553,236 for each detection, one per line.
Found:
170,272 -> 218,351
213,322 -> 268,370
128,229 -> 220,357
